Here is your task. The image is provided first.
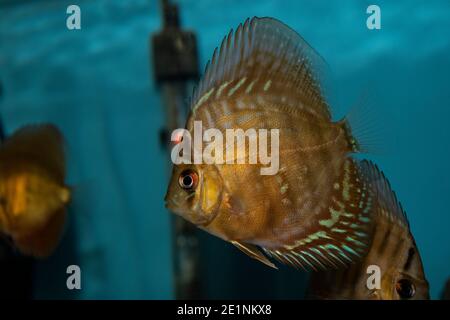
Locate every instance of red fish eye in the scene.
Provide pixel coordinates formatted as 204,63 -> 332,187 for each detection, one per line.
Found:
179,170 -> 198,190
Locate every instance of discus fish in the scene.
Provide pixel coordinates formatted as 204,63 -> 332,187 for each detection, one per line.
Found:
165,17 -> 376,270
0,124 -> 70,258
307,160 -> 429,299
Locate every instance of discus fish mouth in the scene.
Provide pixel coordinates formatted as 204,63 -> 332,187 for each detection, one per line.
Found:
164,196 -> 212,227
164,188 -> 181,206
163,197 -> 174,209
164,196 -> 180,213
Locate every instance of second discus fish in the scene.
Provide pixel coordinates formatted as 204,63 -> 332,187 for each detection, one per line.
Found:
0,124 -> 70,258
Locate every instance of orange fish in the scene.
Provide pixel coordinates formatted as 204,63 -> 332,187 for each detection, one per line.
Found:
165,17 -> 375,270
307,160 -> 429,299
0,124 -> 70,257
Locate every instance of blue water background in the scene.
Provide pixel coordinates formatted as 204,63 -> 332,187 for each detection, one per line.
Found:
0,0 -> 449,299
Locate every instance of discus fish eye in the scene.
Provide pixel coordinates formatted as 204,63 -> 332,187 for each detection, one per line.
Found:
178,170 -> 199,191
396,279 -> 415,299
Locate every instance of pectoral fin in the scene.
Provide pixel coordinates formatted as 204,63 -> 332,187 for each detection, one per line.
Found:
231,241 -> 278,269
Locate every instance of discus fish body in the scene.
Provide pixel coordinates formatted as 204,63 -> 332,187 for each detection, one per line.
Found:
0,124 -> 70,257
166,17 -> 375,270
307,161 -> 429,299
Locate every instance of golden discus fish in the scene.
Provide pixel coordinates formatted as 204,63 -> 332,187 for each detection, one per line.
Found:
165,17 -> 376,270
0,124 -> 70,258
307,160 -> 429,299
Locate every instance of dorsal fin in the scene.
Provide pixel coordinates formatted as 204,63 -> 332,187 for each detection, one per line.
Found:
190,17 -> 331,120
0,124 -> 66,183
358,160 -> 409,228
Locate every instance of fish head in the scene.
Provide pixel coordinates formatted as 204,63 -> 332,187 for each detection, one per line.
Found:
377,270 -> 429,300
378,248 -> 430,300
392,257 -> 430,300
165,163 -> 223,227
391,274 -> 430,300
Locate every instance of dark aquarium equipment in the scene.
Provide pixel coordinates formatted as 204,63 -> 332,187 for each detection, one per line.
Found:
0,0 -> 449,305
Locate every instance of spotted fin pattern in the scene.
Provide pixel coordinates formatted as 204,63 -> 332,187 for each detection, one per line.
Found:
358,160 -> 409,228
190,16 -> 331,121
262,159 -> 375,271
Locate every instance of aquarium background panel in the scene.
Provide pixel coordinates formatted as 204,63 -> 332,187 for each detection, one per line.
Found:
0,0 -> 449,299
